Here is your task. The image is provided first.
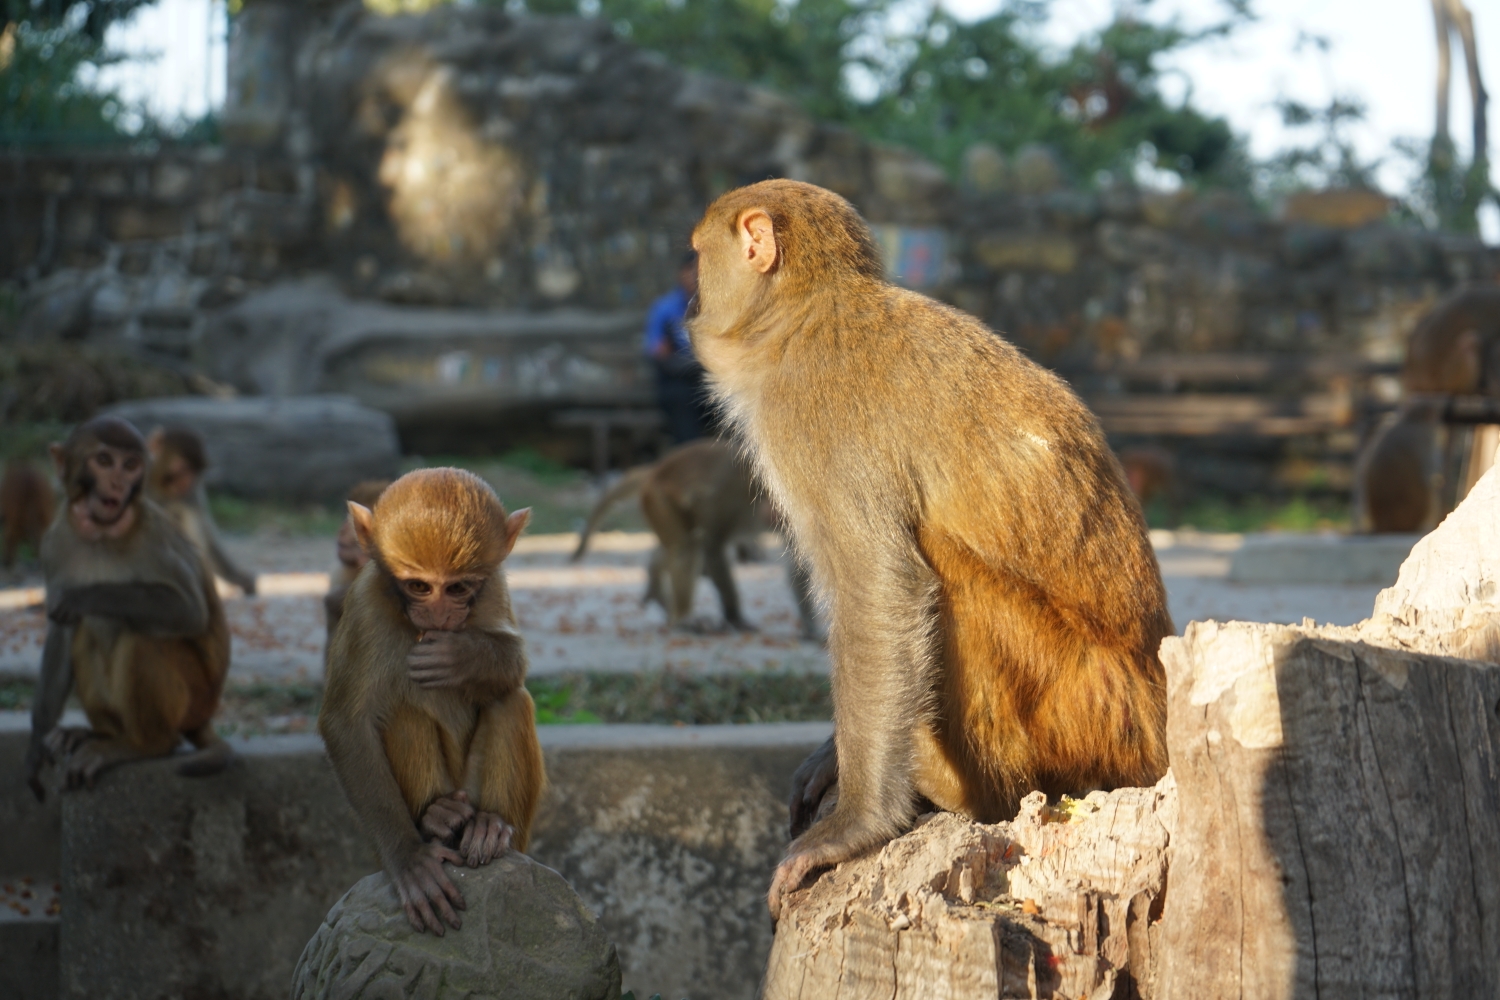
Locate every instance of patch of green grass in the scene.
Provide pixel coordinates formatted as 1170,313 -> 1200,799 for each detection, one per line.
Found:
1156,494 -> 1351,534
0,676 -> 35,711
206,495 -> 345,537
527,670 -> 832,725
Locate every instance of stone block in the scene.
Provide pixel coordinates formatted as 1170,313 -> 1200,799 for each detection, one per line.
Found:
1280,188 -> 1391,229
103,395 -> 401,503
46,723 -> 827,1000
0,917 -> 58,1000
974,232 -> 1078,273
1227,533 -> 1418,585
292,858 -> 621,1000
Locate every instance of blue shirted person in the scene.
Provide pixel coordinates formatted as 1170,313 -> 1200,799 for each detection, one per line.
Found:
643,251 -> 711,443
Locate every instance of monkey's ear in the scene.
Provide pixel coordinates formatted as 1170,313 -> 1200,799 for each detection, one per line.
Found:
48,443 -> 67,480
500,508 -> 531,559
348,502 -> 375,552
738,209 -> 777,274
146,428 -> 165,456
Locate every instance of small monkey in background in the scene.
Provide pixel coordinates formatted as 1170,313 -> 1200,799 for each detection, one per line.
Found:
1,459 -> 55,567
688,180 -> 1172,916
1353,399 -> 1442,533
319,468 -> 543,936
1118,445 -> 1179,523
146,427 -> 258,595
324,479 -> 391,651
24,417 -> 232,799
572,438 -> 821,637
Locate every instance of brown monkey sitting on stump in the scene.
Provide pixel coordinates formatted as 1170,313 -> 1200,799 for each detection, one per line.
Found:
688,180 -> 1172,916
23,417 -> 232,800
319,468 -> 543,936
145,426 -> 258,595
1,459 -> 55,567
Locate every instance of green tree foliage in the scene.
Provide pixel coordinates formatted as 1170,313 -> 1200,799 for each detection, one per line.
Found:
507,0 -> 1250,188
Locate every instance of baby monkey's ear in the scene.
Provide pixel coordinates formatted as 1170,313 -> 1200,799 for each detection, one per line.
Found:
499,508 -> 531,560
348,502 -> 376,554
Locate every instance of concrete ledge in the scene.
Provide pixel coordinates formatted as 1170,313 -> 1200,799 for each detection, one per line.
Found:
1228,533 -> 1420,585
4,721 -> 826,1000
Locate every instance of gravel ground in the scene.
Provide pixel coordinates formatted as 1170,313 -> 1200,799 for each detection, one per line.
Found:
0,529 -> 1387,686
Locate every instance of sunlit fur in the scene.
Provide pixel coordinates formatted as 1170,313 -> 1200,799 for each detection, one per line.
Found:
371,468 -> 510,580
690,180 -> 1172,871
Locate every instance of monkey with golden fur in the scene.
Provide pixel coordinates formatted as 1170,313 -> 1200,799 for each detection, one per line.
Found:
1,459 -> 55,567
571,438 -> 821,638
146,427 -> 258,595
319,468 -> 543,936
23,417 -> 232,800
324,478 -> 391,651
688,180 -> 1172,916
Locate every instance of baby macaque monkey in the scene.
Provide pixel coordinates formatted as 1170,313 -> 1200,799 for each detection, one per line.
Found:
25,417 -> 232,799
324,479 -> 391,651
689,180 -> 1172,916
1353,398 -> 1443,533
319,468 -> 543,936
146,427 -> 257,595
1,459 -> 55,567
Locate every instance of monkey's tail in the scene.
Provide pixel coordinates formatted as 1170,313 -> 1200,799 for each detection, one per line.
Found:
571,465 -> 653,561
177,726 -> 234,778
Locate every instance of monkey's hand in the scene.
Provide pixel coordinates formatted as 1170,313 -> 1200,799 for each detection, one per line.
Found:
407,629 -> 525,699
392,842 -> 467,936
420,790 -> 476,844
788,736 -> 838,838
23,739 -> 50,803
459,811 -> 514,868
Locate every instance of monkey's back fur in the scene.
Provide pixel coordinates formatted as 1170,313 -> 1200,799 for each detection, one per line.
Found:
695,180 -> 1172,821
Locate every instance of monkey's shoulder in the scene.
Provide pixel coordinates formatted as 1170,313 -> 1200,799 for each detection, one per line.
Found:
40,500 -> 204,588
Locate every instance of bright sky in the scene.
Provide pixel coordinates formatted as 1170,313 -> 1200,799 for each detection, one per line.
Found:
97,0 -> 1499,238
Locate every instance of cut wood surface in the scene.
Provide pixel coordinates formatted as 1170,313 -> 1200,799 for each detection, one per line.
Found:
761,780 -> 1175,1000
1159,463 -> 1500,1000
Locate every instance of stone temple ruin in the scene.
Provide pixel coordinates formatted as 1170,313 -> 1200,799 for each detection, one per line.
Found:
4,0 -> 1498,487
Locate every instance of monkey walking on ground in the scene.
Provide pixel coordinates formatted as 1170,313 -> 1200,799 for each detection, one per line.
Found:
688,180 -> 1173,916
23,417 -> 233,800
145,427 -> 258,595
1,459 -> 55,568
319,468 -> 544,936
323,478 -> 392,654
571,438 -> 822,639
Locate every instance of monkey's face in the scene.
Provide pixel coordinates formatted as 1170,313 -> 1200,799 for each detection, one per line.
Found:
154,453 -> 198,500
79,444 -> 145,527
398,574 -> 486,632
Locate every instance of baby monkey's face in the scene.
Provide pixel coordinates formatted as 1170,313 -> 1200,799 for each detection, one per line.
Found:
397,574 -> 485,632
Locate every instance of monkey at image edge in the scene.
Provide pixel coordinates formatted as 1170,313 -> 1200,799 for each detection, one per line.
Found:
319,468 -> 544,936
24,416 -> 233,800
687,179 -> 1173,915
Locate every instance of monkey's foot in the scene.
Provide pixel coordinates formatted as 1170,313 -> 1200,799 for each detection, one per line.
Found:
61,739 -> 147,790
44,726 -> 94,759
768,848 -> 838,920
458,811 -> 514,867
393,842 -> 467,935
672,616 -> 733,635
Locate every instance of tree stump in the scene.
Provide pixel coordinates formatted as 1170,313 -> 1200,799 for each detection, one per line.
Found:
761,779 -> 1175,999
1158,465 -> 1500,999
764,468 -> 1500,1000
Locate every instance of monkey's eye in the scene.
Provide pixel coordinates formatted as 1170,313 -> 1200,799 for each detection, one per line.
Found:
445,582 -> 473,598
94,451 -> 114,469
122,455 -> 142,472
404,580 -> 432,596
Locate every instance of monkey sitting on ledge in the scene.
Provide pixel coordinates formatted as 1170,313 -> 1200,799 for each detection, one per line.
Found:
146,427 -> 258,595
24,417 -> 232,799
319,468 -> 543,936
688,180 -> 1173,916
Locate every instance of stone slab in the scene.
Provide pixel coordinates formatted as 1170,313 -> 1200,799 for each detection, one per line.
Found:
35,722 -> 825,1000
1227,532 -> 1420,585
0,917 -> 59,1000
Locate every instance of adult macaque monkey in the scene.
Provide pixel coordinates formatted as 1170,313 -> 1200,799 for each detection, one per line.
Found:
688,180 -> 1172,916
146,427 -> 258,595
23,417 -> 232,800
571,439 -> 821,636
1,459 -> 55,567
319,468 -> 543,936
